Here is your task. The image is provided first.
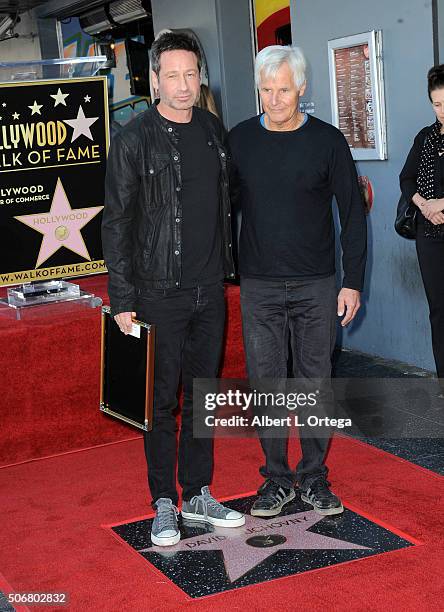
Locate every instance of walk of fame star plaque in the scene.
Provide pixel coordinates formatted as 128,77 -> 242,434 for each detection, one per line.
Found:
107,493 -> 418,598
0,77 -> 109,286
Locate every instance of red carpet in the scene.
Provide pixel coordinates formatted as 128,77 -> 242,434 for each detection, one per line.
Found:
0,278 -> 245,467
2,277 -> 443,609
1,434 -> 443,611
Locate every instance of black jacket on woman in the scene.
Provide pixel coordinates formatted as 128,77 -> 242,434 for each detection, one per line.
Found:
400,124 -> 442,203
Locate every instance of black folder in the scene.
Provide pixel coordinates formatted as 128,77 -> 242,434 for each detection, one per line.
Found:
100,306 -> 155,431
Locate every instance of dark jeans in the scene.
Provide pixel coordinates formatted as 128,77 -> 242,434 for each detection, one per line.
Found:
416,222 -> 444,379
135,282 -> 225,506
240,275 -> 337,491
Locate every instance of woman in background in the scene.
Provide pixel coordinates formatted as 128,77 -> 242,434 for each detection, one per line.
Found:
196,84 -> 220,118
400,65 -> 444,389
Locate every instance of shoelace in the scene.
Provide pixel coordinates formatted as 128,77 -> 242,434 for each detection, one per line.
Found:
190,489 -> 226,519
156,503 -> 178,531
308,478 -> 331,494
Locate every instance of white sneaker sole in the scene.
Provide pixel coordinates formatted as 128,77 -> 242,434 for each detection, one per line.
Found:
250,489 -> 296,517
300,493 -> 344,515
181,511 -> 245,527
150,531 -> 181,547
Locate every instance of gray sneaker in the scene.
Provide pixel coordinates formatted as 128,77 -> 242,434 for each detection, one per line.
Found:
181,486 -> 245,527
151,498 -> 180,547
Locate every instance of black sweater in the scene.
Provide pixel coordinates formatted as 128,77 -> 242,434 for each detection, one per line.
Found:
228,114 -> 367,291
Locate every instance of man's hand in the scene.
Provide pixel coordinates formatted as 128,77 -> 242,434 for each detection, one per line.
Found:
337,288 -> 360,327
114,311 -> 136,334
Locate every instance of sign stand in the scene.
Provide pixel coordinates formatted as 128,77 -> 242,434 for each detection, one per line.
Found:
0,280 -> 102,319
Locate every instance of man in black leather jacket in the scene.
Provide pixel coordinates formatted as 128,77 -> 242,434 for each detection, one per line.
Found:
102,32 -> 244,547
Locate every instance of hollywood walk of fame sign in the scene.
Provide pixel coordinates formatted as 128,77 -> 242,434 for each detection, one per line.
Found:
0,77 -> 109,286
110,494 -> 416,598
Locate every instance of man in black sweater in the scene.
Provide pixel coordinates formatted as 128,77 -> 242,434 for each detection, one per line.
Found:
229,45 -> 367,517
102,33 -> 244,547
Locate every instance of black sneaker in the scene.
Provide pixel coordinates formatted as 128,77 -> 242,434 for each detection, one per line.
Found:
250,479 -> 295,517
300,478 -> 343,515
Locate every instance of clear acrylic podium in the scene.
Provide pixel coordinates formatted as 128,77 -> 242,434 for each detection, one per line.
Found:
0,56 -> 107,82
0,281 -> 103,320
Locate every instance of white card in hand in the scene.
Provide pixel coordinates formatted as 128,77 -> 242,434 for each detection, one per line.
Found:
128,323 -> 141,339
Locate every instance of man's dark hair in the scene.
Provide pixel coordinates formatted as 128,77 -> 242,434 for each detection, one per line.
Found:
150,32 -> 202,76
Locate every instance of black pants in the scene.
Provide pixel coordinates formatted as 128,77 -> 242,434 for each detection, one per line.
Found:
416,222 -> 444,379
135,282 -> 225,506
240,276 -> 337,491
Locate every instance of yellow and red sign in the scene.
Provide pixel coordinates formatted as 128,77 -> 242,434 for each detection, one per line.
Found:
254,0 -> 292,50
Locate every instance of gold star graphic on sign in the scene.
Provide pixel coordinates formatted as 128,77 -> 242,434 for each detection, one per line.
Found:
28,100 -> 43,115
63,105 -> 99,143
50,88 -> 69,107
12,112 -> 20,120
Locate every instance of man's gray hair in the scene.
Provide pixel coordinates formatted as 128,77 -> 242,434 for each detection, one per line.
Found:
255,45 -> 306,89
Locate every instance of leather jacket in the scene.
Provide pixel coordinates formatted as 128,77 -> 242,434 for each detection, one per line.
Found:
102,104 -> 235,315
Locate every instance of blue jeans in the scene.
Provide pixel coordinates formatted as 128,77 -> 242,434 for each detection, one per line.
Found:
240,275 -> 337,490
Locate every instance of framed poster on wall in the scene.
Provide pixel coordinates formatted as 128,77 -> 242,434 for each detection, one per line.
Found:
0,76 -> 109,286
328,30 -> 387,160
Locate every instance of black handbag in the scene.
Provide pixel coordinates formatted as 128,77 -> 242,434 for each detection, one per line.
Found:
394,194 -> 417,239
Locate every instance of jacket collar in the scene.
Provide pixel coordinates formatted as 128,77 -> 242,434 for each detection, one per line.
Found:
147,101 -> 216,142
